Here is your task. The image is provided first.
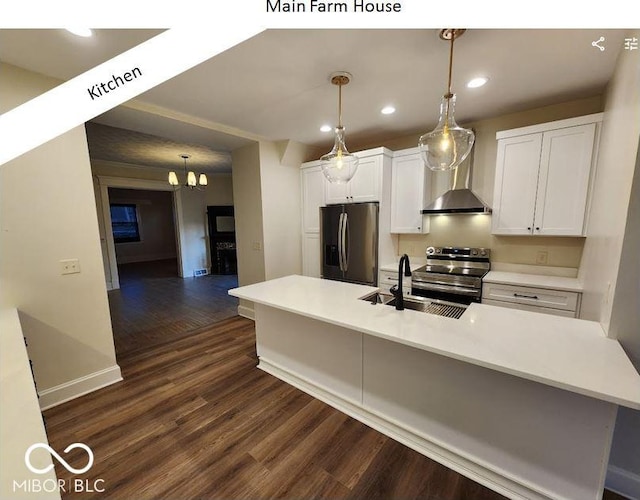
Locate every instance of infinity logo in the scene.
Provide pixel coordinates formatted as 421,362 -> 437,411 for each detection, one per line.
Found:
25,443 -> 94,475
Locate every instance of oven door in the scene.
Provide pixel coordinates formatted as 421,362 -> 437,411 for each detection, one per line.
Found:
411,274 -> 482,304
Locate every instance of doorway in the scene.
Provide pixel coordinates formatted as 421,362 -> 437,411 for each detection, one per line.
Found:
108,187 -> 179,285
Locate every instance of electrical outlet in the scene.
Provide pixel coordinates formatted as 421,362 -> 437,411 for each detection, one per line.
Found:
60,259 -> 81,275
252,241 -> 262,251
536,251 -> 548,265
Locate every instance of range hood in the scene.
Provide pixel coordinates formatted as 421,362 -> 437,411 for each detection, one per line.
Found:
421,147 -> 492,215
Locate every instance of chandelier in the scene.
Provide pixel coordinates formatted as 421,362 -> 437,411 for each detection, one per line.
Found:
168,154 -> 207,189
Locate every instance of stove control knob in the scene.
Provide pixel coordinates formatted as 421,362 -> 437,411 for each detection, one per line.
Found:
480,249 -> 487,257
435,247 -> 442,254
471,249 -> 478,256
426,246 -> 435,255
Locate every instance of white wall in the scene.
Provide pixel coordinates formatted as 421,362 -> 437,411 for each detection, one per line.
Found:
230,140 -> 310,317
607,123 -> 640,496
0,64 -> 120,397
176,187 -> 208,276
231,142 -> 265,288
564,31 -> 640,497
204,173 -> 234,206
578,34 -> 640,329
259,141 -> 303,280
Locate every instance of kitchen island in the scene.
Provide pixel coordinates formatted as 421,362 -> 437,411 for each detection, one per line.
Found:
229,275 -> 640,500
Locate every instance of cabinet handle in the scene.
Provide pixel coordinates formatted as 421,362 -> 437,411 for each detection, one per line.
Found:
527,227 -> 531,231
514,293 -> 539,300
535,227 -> 540,231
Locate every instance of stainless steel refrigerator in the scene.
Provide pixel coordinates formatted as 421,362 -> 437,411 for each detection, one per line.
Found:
320,202 -> 379,286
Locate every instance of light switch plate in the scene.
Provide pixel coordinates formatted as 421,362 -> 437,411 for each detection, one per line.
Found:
60,259 -> 81,275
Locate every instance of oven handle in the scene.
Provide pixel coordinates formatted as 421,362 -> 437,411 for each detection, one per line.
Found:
411,282 -> 480,296
412,276 -> 481,288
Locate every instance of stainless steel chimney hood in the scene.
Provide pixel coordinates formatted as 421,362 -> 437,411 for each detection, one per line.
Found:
421,145 -> 492,215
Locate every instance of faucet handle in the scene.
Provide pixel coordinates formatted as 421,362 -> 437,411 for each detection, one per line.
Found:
390,284 -> 399,296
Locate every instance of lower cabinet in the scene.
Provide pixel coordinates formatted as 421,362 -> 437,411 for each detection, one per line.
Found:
482,282 -> 581,318
302,233 -> 321,278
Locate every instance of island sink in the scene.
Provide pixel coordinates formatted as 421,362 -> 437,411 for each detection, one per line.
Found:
359,291 -> 467,319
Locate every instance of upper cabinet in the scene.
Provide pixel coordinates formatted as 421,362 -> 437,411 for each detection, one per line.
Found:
492,114 -> 601,236
301,164 -> 326,233
325,151 -> 383,204
390,148 -> 431,234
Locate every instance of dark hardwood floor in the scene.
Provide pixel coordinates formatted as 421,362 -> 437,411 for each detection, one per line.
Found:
108,259 -> 238,355
44,316 -> 512,500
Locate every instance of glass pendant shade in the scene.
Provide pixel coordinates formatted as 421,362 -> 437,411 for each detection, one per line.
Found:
198,173 -> 208,186
320,126 -> 359,184
187,171 -> 197,187
419,94 -> 475,171
168,171 -> 179,186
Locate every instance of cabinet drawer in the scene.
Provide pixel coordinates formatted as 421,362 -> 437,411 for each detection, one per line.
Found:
379,271 -> 411,295
482,283 -> 579,312
482,299 -> 577,318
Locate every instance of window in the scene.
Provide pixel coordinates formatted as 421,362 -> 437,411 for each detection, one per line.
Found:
110,204 -> 141,243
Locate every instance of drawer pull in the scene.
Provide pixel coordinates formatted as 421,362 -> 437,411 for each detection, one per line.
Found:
514,293 -> 538,300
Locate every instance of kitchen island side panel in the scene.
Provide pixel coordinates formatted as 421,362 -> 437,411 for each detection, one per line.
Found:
254,304 -> 363,405
362,334 -> 616,500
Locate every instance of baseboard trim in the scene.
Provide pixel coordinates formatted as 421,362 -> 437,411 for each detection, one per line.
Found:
606,465 -> 640,500
238,304 -> 255,320
258,358 -> 550,500
38,365 -> 123,411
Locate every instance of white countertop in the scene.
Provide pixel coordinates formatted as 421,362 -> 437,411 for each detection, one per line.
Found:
230,275 -> 640,409
484,271 -> 584,292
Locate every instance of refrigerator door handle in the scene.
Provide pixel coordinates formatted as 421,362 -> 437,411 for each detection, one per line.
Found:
337,212 -> 344,272
343,212 -> 349,272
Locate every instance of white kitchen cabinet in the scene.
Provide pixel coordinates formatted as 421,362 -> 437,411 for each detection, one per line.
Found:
390,148 -> 431,234
301,164 -> 325,233
300,163 -> 325,278
482,282 -> 581,318
492,114 -> 601,236
325,154 -> 382,204
302,233 -> 321,278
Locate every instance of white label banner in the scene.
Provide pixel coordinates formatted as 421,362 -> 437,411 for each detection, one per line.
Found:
0,25 -> 265,166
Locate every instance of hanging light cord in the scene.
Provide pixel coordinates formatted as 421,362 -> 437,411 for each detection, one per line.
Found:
337,82 -> 343,128
446,31 -> 455,99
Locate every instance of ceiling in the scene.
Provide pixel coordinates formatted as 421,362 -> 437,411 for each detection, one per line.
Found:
0,29 -> 627,171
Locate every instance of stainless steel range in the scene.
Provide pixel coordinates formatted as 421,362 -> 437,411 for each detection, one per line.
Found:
411,246 -> 491,305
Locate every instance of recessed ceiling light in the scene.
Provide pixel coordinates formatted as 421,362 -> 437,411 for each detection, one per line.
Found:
467,77 -> 489,89
320,125 -> 332,132
381,106 -> 396,115
66,28 -> 93,37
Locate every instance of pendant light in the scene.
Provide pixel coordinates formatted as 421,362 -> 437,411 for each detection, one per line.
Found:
320,72 -> 359,184
419,29 -> 475,172
168,154 -> 208,190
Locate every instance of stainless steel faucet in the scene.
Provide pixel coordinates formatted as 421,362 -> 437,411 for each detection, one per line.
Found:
391,254 -> 412,310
